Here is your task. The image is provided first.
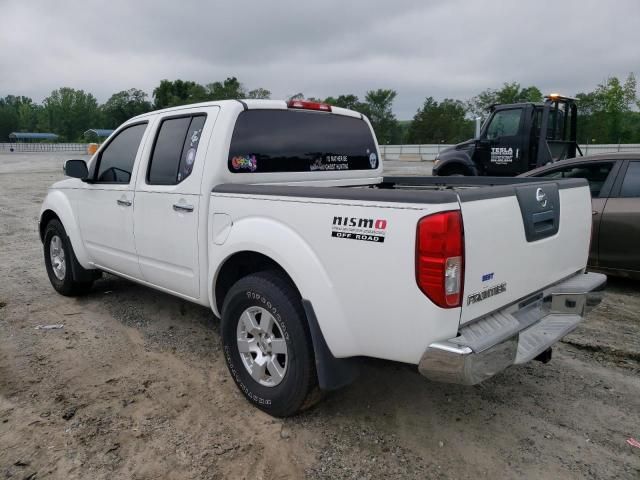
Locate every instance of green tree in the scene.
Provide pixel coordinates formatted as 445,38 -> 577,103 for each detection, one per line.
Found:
467,82 -> 543,117
0,95 -> 40,140
152,80 -> 208,109
247,88 -> 271,99
0,95 -> 42,141
407,97 -> 473,144
363,89 -> 400,144
101,88 -> 152,127
324,94 -> 366,111
205,77 -> 246,100
41,88 -> 100,141
576,73 -> 638,143
0,98 -> 19,141
15,97 -> 40,132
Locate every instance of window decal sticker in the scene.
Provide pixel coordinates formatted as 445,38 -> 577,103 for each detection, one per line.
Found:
231,155 -> 257,172
369,152 -> 378,169
190,129 -> 201,147
310,155 -> 349,171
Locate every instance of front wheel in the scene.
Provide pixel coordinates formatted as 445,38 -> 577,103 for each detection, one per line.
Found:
43,219 -> 94,296
221,271 -> 318,417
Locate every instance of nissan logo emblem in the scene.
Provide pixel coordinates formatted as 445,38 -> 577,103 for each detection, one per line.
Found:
536,187 -> 548,208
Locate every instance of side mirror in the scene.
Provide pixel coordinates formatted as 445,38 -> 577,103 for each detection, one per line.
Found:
474,117 -> 482,139
63,159 -> 89,180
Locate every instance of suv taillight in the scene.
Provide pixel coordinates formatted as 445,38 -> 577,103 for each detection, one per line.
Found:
416,211 -> 464,308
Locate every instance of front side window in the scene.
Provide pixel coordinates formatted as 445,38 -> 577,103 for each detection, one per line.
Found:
485,109 -> 523,140
538,161 -> 614,197
95,123 -> 147,183
147,114 -> 206,185
228,110 -> 378,173
620,161 -> 640,197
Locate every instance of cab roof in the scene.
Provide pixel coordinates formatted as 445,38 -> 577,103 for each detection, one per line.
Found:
131,99 -> 362,121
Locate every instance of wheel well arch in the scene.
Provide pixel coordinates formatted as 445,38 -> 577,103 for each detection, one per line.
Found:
39,209 -> 61,242
438,161 -> 472,176
213,251 -> 299,314
212,250 -> 359,391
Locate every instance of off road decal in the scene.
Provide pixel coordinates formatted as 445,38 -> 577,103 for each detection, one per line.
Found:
331,216 -> 387,243
467,282 -> 507,305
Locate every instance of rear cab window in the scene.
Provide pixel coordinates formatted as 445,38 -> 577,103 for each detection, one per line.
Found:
228,110 -> 378,173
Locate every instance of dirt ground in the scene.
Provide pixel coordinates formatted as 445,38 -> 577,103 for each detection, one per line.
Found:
1,153 -> 639,479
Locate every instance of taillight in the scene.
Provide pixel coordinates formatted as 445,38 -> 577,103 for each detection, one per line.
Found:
287,100 -> 332,112
416,211 -> 464,308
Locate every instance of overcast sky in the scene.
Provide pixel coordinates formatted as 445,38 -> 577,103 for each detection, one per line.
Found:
1,0 -> 639,119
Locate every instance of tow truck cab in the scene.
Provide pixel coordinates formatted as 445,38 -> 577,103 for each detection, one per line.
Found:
433,95 -> 579,177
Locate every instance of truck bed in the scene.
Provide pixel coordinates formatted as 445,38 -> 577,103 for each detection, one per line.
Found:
211,175 -> 592,362
214,175 -> 587,201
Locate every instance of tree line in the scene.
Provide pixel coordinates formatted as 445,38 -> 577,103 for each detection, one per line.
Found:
1,74 -> 638,144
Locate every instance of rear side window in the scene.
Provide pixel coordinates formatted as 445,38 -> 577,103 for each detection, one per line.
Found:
95,123 -> 147,183
620,161 -> 640,197
537,162 -> 614,197
147,114 -> 206,185
228,110 -> 378,173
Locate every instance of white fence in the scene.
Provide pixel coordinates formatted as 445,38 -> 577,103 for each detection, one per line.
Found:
379,143 -> 640,161
1,142 -> 640,159
0,142 -> 89,153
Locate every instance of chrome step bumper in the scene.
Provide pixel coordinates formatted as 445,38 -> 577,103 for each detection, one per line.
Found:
418,271 -> 606,385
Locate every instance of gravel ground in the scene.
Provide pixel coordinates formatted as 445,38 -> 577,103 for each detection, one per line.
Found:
1,153 -> 639,479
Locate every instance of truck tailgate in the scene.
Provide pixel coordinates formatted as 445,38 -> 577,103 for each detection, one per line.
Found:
458,179 -> 592,325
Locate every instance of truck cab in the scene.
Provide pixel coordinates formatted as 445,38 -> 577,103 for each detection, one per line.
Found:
433,95 -> 579,176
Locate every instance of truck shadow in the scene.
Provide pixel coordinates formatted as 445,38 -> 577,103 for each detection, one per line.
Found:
600,274 -> 640,292
75,272 -> 636,440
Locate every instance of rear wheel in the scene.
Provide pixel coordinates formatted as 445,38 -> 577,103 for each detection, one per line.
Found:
439,166 -> 469,176
43,219 -> 94,296
221,271 -> 318,417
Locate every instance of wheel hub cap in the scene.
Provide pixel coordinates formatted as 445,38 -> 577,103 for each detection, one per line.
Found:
49,235 -> 66,280
236,306 -> 288,387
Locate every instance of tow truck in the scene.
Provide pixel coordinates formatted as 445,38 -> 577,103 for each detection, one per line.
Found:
433,94 -> 582,176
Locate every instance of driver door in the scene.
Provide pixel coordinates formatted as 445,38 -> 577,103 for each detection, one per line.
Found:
76,122 -> 150,279
475,107 -> 526,176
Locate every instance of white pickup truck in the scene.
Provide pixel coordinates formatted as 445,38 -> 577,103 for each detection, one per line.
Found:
40,99 -> 606,416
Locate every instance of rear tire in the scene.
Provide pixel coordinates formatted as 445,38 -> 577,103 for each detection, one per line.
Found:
221,271 -> 318,417
43,219 -> 94,296
440,167 -> 468,176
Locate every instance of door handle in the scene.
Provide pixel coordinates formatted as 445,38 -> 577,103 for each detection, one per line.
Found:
592,210 -> 599,216
117,199 -> 132,207
173,203 -> 194,213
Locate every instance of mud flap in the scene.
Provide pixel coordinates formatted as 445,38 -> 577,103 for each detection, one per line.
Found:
302,300 -> 359,391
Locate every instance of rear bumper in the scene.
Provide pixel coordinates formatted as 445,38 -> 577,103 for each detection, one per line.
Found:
418,271 -> 606,385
